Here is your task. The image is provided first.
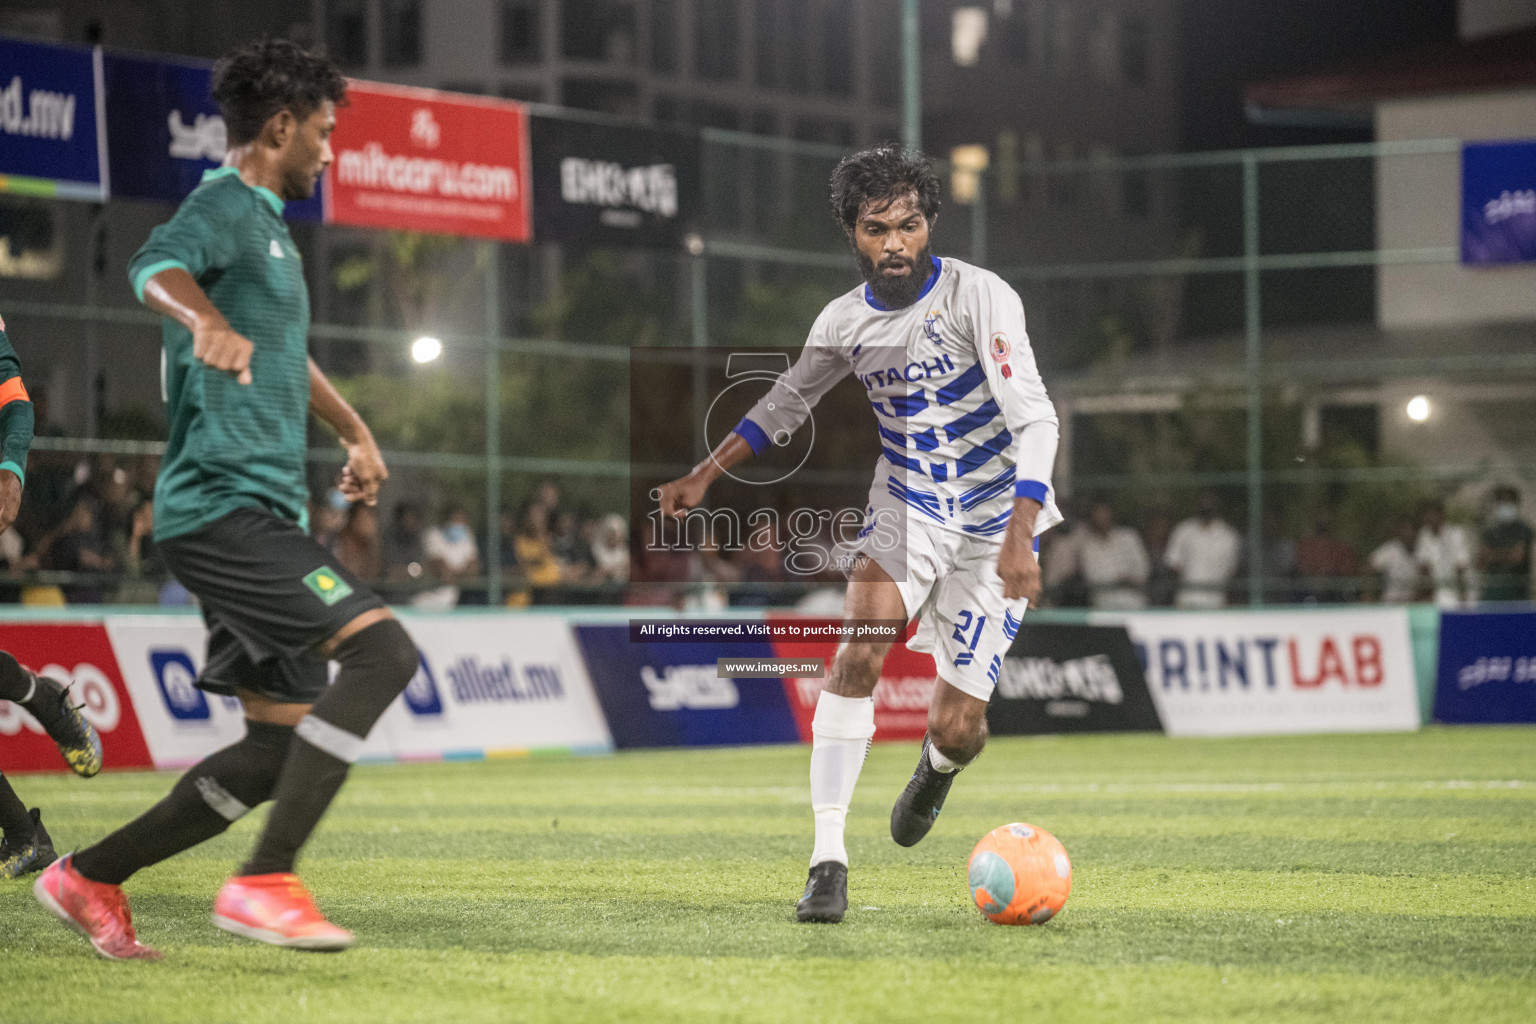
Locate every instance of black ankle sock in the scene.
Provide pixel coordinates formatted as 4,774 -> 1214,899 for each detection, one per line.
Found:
73,720 -> 294,885
0,771 -> 32,842
0,654 -> 69,735
242,620 -> 417,876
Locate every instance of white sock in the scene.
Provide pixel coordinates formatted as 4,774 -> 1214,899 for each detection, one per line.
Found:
927,744 -> 965,774
808,691 -> 876,867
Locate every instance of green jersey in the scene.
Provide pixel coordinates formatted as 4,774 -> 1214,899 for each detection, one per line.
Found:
0,317 -> 36,483
129,167 -> 311,542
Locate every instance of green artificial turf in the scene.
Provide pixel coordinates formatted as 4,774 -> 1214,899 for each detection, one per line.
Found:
2,728 -> 1533,1023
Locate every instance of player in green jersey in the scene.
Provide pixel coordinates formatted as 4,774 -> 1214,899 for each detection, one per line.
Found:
35,40 -> 420,959
0,314 -> 105,881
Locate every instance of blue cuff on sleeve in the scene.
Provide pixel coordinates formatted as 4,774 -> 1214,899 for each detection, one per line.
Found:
131,259 -> 190,304
0,460 -> 24,486
733,418 -> 772,457
1014,479 -> 1049,504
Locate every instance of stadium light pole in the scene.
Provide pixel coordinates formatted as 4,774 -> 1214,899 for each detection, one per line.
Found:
903,0 -> 921,152
1242,154 -> 1263,607
484,242 -> 503,606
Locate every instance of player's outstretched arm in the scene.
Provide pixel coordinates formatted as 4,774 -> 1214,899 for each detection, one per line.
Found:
142,268 -> 255,385
997,497 -> 1044,604
655,432 -> 755,519
308,358 -> 387,506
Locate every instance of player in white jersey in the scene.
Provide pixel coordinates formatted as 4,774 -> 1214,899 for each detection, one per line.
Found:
656,146 -> 1061,923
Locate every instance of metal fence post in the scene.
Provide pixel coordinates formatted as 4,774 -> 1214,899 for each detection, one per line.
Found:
691,252 -> 709,464
971,169 -> 988,267
484,242 -> 503,605
1242,154 -> 1263,607
903,0 -> 921,152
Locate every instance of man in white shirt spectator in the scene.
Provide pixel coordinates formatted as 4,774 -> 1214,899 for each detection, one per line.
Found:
416,503 -> 482,610
1079,501 -> 1150,609
1415,499 -> 1472,607
1165,491 -> 1242,609
1369,518 -> 1420,603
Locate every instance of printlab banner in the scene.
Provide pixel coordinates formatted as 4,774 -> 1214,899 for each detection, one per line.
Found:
1434,609 -> 1536,723
1089,607 -> 1420,737
1462,140 -> 1536,265
325,81 -> 532,241
0,35 -> 105,200
530,115 -> 700,248
101,51 -> 322,219
988,624 -> 1163,736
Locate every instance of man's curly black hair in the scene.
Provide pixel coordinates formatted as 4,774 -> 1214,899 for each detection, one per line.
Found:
212,38 -> 347,145
828,144 -> 942,234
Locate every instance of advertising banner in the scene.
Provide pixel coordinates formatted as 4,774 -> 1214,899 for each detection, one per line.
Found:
0,36 -> 106,201
0,623 -> 153,772
325,81 -> 531,241
101,51 -> 322,219
988,624 -> 1162,735
1462,140 -> 1536,265
102,613 -> 610,768
574,625 -> 801,748
768,615 -> 937,742
529,115 -> 700,248
1433,608 -> 1536,723
1090,608 -> 1419,737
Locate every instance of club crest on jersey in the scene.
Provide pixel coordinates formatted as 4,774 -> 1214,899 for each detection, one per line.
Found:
990,332 -> 1012,378
922,310 -> 945,345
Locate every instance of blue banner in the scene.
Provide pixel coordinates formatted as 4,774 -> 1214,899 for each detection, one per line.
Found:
0,36 -> 105,199
1433,609 -> 1536,723
1462,141 -> 1536,265
573,625 -> 801,749
102,51 -> 322,220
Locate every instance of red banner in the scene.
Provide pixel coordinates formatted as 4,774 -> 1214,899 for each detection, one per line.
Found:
0,624 -> 154,772
325,81 -> 532,241
769,615 -> 938,742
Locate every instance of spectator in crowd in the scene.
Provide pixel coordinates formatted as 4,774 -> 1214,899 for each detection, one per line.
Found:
1039,499 -> 1088,607
515,501 -> 564,589
1078,501 -> 1150,610
38,495 -> 118,603
1416,499 -> 1473,607
494,506 -> 522,575
1141,508 -> 1177,607
550,508 -> 593,581
1478,485 -> 1533,603
1165,491 -> 1242,609
418,503 -> 482,610
588,513 -> 629,585
383,502 -> 428,583
1369,518 -> 1421,604
1262,512 -> 1299,604
333,504 -> 382,583
1294,511 -> 1358,603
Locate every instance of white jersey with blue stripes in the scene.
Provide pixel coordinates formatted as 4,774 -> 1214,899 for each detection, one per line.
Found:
734,255 -> 1062,542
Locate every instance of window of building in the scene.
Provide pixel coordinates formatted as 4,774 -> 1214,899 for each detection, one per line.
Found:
821,1 -> 854,96
951,7 -> 988,67
652,0 -> 680,74
1048,140 -> 1079,208
562,78 -> 640,117
1048,4 -> 1074,77
869,8 -> 901,105
564,0 -> 637,64
1087,12 -> 1119,83
499,0 -> 540,64
1120,17 -> 1148,85
326,0 -> 368,67
499,82 -> 547,103
381,0 -> 422,68
994,0 -> 1032,66
694,0 -> 740,82
1122,160 -> 1150,218
1088,142 -> 1121,212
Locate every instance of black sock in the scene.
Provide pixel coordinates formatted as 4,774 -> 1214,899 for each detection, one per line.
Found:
0,652 -> 69,735
72,720 -> 294,885
242,620 -> 417,876
0,771 -> 32,842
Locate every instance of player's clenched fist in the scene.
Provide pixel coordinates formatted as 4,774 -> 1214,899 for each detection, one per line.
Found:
193,322 -> 255,384
996,538 -> 1042,604
0,468 -> 22,534
655,473 -> 710,519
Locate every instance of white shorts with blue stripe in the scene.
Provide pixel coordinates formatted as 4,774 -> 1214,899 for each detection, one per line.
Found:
853,484 -> 1033,702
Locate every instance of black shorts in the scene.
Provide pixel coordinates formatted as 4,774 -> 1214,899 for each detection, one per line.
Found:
159,506 -> 386,704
